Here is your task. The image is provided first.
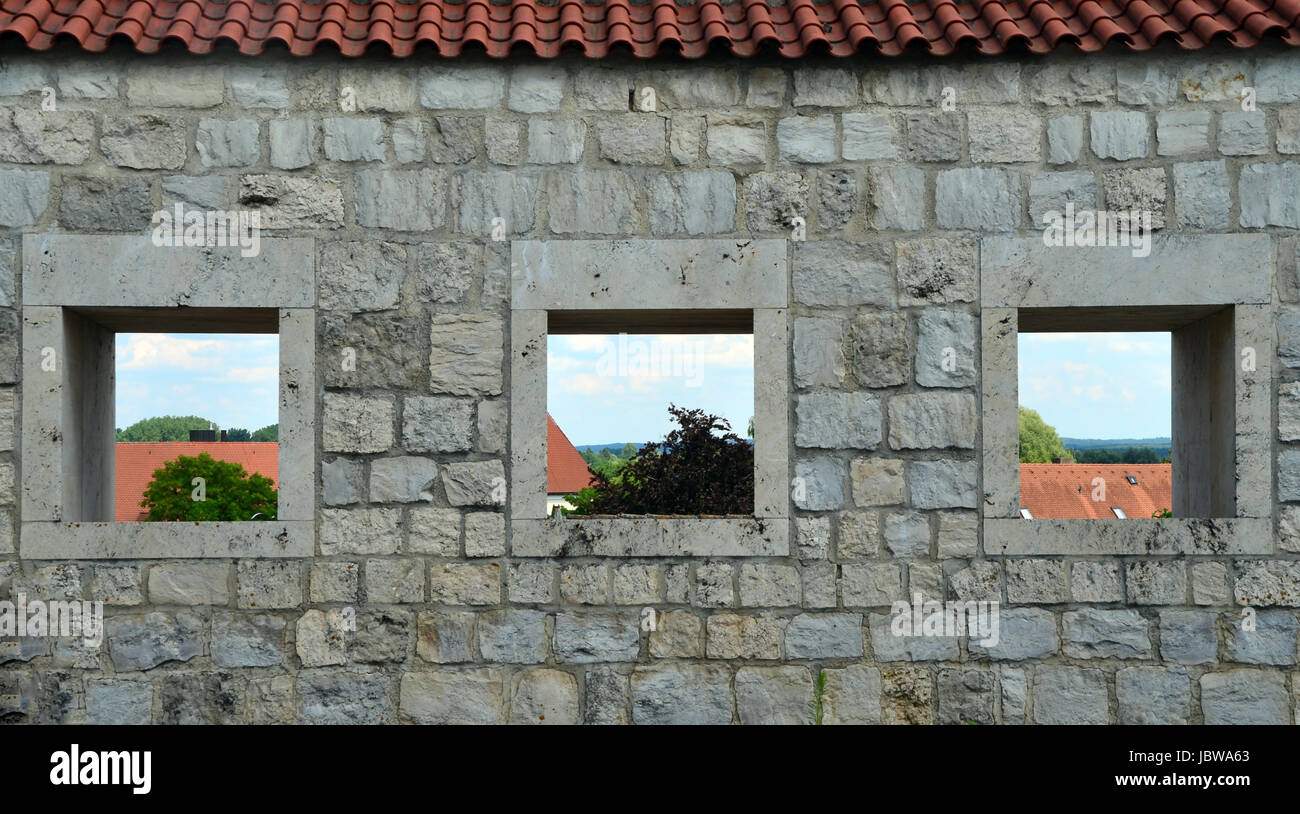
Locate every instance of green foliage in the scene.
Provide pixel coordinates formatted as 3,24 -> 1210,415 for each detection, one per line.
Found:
1070,446 -> 1165,464
1018,407 -> 1067,463
561,486 -> 601,517
251,424 -> 279,442
225,427 -> 252,442
809,671 -> 827,725
1152,507 -> 1172,519
578,443 -> 645,481
140,452 -> 277,521
567,405 -> 753,516
117,415 -> 217,442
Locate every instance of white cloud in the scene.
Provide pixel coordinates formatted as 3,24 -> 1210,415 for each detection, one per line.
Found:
222,366 -> 277,384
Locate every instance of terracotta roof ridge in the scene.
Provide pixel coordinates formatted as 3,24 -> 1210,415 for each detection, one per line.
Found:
4,0 -> 1298,57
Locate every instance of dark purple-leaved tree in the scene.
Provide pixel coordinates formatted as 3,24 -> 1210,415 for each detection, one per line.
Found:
572,405 -> 753,515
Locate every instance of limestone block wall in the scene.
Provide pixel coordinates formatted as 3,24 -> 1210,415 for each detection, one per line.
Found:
0,42 -> 1298,724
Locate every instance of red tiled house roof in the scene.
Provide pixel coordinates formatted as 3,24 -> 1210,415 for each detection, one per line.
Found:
115,442 -> 278,521
2,0 -> 1297,59
1019,463 -> 1172,519
547,414 -> 595,495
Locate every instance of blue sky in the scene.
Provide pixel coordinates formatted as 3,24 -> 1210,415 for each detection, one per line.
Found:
116,333 -> 279,433
547,334 -> 753,448
1019,332 -> 1171,439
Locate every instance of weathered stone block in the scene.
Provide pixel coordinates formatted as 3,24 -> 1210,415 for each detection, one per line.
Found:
365,559 -> 425,604
868,166 -> 924,230
631,664 -> 732,724
1116,667 -> 1189,724
301,671 -> 392,724
429,315 -> 502,396
106,612 -> 203,671
795,391 -> 882,449
355,169 -> 444,231
416,611 -> 474,663
649,170 -> 736,235
851,311 -> 910,386
400,670 -> 503,724
478,609 -> 549,664
1033,666 -> 1109,724
320,507 -> 401,556
784,613 -> 863,659
212,612 -> 286,667
511,668 -> 579,724
896,238 -> 977,305
887,393 -> 977,450
553,612 -> 640,663
196,118 -> 260,167
842,112 -> 895,160
1004,559 -> 1066,604
147,562 -> 230,606
914,309 -> 977,387
792,457 -> 844,511
237,560 -> 302,609
969,608 -> 1056,660
419,66 -> 505,109
429,563 -> 499,605
777,115 -> 836,163
968,110 -> 1041,163
935,168 -> 1020,229
738,564 -> 800,607
1063,609 -> 1151,659
1160,610 -> 1218,664
735,666 -> 811,725
1225,609 -> 1299,665
369,456 -> 438,503
322,393 -> 394,454
936,668 -> 996,725
1200,669 -> 1288,724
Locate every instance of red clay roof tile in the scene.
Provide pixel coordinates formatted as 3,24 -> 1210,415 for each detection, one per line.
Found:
115,442 -> 278,522
1019,463 -> 1172,520
2,0 -> 1297,59
547,414 -> 595,495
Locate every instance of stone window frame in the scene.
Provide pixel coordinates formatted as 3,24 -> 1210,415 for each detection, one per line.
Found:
508,239 -> 790,557
19,235 -> 316,558
980,235 -> 1274,556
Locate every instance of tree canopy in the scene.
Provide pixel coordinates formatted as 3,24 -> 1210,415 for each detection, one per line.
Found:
1018,406 -> 1067,463
566,405 -> 753,516
140,452 -> 277,521
117,415 -> 216,442
115,417 -> 278,443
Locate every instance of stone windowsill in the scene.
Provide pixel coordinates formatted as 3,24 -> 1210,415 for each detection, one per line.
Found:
984,517 -> 1273,556
510,516 -> 789,557
19,521 -> 315,559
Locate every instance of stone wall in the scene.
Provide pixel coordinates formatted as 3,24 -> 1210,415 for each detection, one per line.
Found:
1,42 -> 1299,724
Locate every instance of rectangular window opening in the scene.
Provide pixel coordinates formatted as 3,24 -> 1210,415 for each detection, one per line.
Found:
107,317 -> 280,523
545,319 -> 755,519
1017,328 -> 1177,520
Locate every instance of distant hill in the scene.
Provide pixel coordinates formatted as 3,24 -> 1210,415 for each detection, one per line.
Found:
578,443 -> 645,454
1061,437 -> 1171,450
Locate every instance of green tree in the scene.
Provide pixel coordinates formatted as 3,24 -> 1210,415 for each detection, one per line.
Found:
117,415 -> 217,442
1019,406 -> 1067,463
225,427 -> 252,442
140,452 -> 277,521
566,405 -> 753,515
251,424 -> 279,442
